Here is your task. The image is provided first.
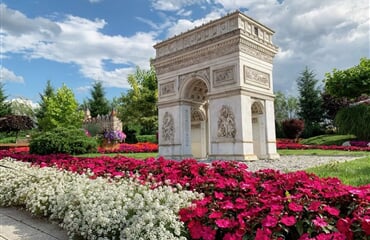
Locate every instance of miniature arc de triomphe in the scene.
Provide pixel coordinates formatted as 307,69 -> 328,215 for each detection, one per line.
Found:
152,11 -> 280,161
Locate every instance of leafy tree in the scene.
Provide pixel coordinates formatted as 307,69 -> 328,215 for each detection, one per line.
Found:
0,83 -> 11,117
0,115 -> 34,140
117,65 -> 158,135
321,91 -> 349,122
36,80 -> 55,128
325,58 -> 370,99
38,84 -> 83,131
274,91 -> 299,122
87,81 -> 110,118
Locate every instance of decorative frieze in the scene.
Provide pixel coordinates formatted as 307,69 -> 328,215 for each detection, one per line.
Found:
239,38 -> 276,63
213,65 -> 236,87
160,81 -> 175,97
244,66 -> 270,89
155,38 -> 239,75
217,105 -> 236,138
161,112 -> 174,143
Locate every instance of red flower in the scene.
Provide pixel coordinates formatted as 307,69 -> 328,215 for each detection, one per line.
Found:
336,218 -> 353,239
209,211 -> 223,219
280,216 -> 296,226
361,216 -> 370,235
308,201 -> 322,211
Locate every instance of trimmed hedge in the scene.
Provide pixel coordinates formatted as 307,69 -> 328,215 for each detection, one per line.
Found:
335,104 -> 370,140
29,127 -> 98,155
136,134 -> 157,143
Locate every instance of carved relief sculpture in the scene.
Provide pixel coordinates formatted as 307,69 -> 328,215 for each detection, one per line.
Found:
217,105 -> 236,138
162,112 -> 174,142
244,66 -> 270,88
213,66 -> 235,87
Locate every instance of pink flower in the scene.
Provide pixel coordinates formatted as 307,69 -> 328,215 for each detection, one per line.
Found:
255,228 -> 272,240
362,216 -> 370,235
308,201 -> 322,211
209,211 -> 223,219
280,216 -> 296,226
262,215 -> 278,228
336,218 -> 353,239
323,205 -> 340,216
288,202 -> 303,212
313,216 -> 328,228
215,218 -> 232,228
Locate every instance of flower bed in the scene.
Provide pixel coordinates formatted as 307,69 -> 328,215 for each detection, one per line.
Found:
0,158 -> 200,239
277,140 -> 370,152
0,151 -> 369,239
98,142 -> 158,153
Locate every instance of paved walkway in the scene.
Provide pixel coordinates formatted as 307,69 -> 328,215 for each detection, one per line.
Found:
0,207 -> 68,240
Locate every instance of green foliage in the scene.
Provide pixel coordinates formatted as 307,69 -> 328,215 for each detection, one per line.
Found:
29,127 -> 98,155
136,135 -> 157,143
117,65 -> 158,135
306,157 -> 370,186
274,91 -> 299,122
87,81 -> 111,118
335,104 -> 370,140
0,83 -> 11,117
38,84 -> 83,131
300,134 -> 356,146
297,67 -> 324,136
325,58 -> 370,99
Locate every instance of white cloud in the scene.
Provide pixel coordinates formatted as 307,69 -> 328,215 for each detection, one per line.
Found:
166,10 -> 225,37
1,4 -> 157,89
0,66 -> 24,83
151,0 -> 209,11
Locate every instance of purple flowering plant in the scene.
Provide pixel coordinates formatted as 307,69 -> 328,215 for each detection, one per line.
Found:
103,130 -> 126,143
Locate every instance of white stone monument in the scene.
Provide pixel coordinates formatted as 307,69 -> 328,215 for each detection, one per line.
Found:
152,11 -> 280,161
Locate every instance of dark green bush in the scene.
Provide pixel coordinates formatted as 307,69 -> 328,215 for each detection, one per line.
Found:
136,135 -> 157,143
275,121 -> 285,138
335,104 -> 370,140
29,127 -> 98,155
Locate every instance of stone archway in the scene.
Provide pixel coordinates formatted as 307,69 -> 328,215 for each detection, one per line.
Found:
153,11 -> 280,160
251,101 -> 266,158
182,79 -> 209,159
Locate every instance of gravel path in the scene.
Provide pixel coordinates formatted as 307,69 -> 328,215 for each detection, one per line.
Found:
204,155 -> 363,172
244,155 -> 363,172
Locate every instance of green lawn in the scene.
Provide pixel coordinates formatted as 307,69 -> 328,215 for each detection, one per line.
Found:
76,152 -> 158,159
305,156 -> 370,186
300,134 -> 356,145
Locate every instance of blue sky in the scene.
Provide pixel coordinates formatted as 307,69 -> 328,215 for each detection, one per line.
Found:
1,0 -> 369,105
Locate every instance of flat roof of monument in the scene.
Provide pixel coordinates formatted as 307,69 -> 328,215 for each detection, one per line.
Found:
153,10 -> 275,49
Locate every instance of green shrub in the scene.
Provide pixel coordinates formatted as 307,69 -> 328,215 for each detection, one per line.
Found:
29,127 -> 98,155
300,134 -> 356,145
136,135 -> 157,143
335,104 -> 370,140
301,122 -> 325,139
275,121 -> 285,138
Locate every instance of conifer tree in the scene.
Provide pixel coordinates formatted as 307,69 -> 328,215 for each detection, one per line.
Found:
297,67 -> 324,137
88,81 -> 110,118
0,83 -> 11,117
36,80 -> 55,128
